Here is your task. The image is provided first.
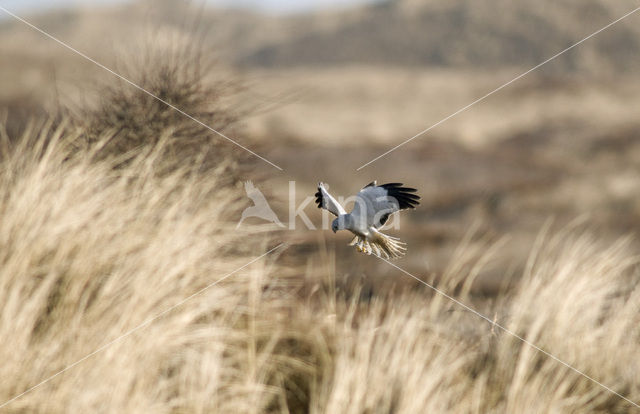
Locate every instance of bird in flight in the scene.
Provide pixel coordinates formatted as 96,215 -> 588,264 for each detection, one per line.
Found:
315,181 -> 420,259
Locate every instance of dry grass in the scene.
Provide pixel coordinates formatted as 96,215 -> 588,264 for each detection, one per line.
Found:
0,121 -> 638,412
1,5 -> 639,413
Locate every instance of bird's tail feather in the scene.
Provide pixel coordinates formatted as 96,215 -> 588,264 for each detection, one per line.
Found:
349,231 -> 406,260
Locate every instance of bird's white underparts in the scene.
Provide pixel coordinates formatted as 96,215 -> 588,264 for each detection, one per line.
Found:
314,181 -> 420,259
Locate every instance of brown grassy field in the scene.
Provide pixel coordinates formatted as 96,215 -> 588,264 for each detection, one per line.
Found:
1,1 -> 640,412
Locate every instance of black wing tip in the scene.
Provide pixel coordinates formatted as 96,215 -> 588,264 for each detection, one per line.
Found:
314,190 -> 322,209
315,182 -> 323,208
315,183 -> 323,209
395,198 -> 420,210
381,183 -> 421,210
381,182 -> 403,188
381,182 -> 417,192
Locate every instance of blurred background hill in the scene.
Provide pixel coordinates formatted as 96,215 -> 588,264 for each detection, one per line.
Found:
4,0 -> 640,71
237,0 -> 640,71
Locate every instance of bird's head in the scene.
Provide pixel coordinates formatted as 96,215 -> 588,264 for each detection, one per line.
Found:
332,216 -> 347,233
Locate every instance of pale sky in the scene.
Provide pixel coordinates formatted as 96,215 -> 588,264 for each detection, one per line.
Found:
0,0 -> 377,14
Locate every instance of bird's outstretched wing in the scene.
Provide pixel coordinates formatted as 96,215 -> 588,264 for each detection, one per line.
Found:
351,182 -> 420,228
315,182 -> 347,217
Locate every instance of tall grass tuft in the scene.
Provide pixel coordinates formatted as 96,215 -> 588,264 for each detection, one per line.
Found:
70,30 -> 242,175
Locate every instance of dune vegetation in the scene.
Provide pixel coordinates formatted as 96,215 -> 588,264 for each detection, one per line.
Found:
1,125 -> 639,413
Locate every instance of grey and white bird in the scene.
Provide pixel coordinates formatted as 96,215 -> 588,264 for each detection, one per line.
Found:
314,181 -> 420,259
